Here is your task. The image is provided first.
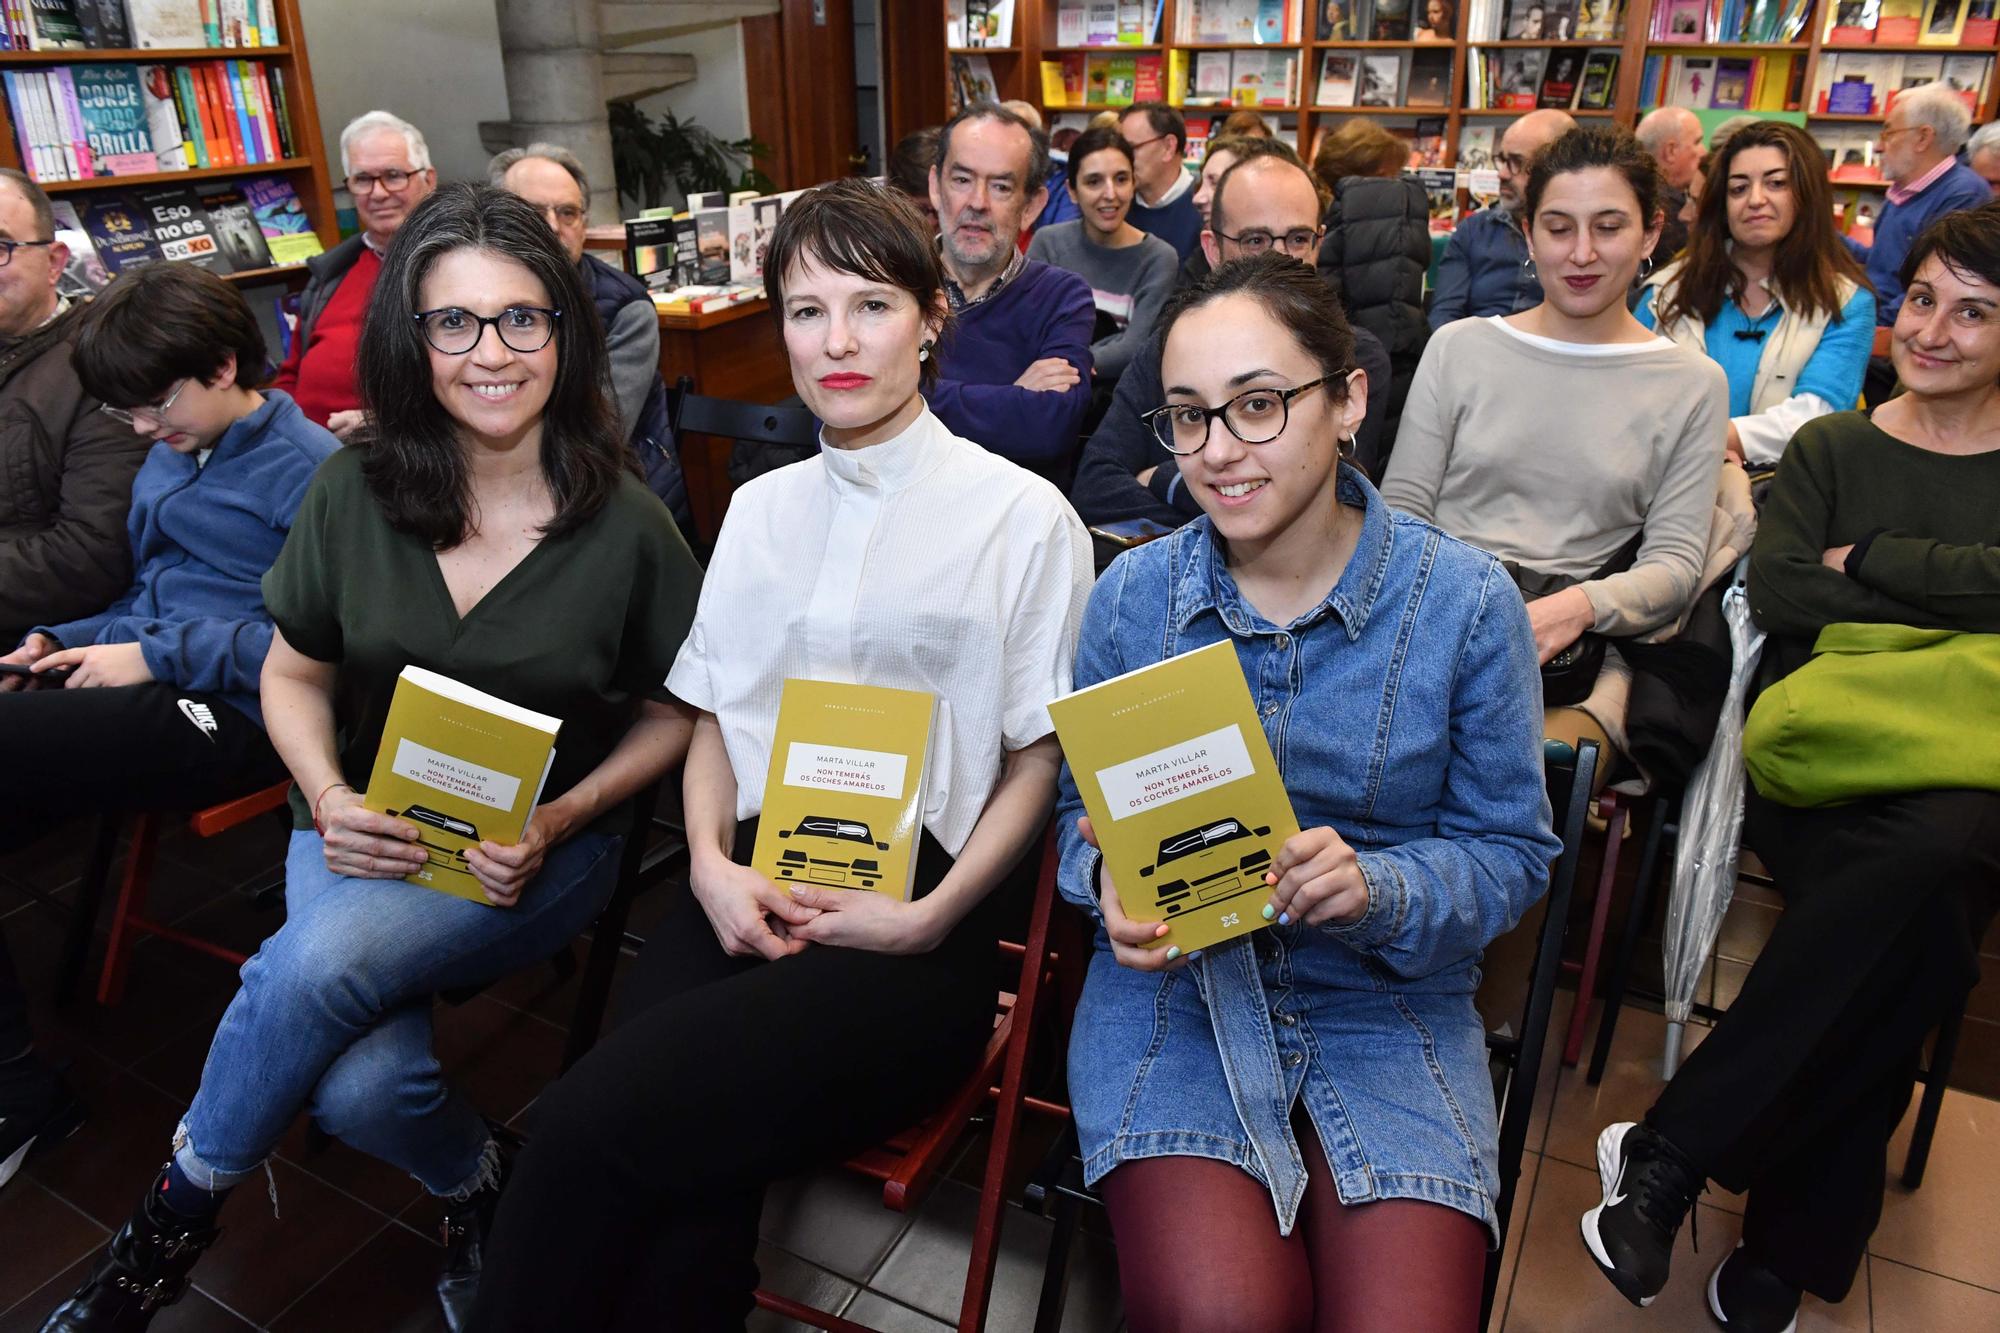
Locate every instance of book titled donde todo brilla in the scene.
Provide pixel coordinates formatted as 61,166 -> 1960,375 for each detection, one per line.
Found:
1049,641 -> 1300,955
362,667 -> 561,905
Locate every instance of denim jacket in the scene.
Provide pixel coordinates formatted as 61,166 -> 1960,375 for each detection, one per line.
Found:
1055,465 -> 1560,1234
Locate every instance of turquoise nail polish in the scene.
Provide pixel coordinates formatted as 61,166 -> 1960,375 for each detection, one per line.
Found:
1278,912 -> 1291,926
1261,904 -> 1276,921
1166,946 -> 1181,961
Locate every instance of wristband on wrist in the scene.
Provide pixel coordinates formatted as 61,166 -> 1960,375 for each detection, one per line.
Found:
1844,529 -> 1885,581
312,782 -> 354,835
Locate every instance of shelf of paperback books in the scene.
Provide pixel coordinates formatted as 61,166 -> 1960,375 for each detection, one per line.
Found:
40,155 -> 310,192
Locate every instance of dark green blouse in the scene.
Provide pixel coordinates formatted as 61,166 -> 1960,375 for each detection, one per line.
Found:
262,446 -> 702,832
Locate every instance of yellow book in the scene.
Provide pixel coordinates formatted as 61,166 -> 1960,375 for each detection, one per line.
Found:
1049,641 -> 1300,955
362,667 -> 561,904
1918,0 -> 1969,43
1041,59 -> 1068,105
752,680 -> 938,901
1167,48 -> 1190,106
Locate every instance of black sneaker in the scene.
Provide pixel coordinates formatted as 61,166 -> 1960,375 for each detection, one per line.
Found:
0,1058 -> 84,1191
1580,1121 -> 1704,1306
1708,1241 -> 1801,1333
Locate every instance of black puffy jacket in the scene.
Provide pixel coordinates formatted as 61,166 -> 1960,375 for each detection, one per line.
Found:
1315,175 -> 1431,468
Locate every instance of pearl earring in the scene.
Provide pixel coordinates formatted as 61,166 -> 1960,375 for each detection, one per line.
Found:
919,340 -> 932,363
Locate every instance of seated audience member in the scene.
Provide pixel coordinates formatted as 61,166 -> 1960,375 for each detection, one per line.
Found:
1854,84 -> 1988,329
1181,134 -> 1313,286
886,126 -> 942,234
0,263 -> 334,846
1313,118 -> 1432,437
1429,108 -> 1575,329
1118,102 -> 1204,258
1072,153 -> 1392,527
927,105 -> 1097,472
1003,99 -> 1079,234
272,110 -> 437,435
466,178 -> 1092,1333
34,185 -> 701,1332
1218,108 -> 1271,139
1386,126 -> 1727,769
1969,120 -> 2000,198
1635,106 -> 1704,262
491,142 -> 694,538
1060,255 -> 1560,1331
1639,122 -> 1874,468
0,168 -> 148,647
1027,126 -> 1178,381
1583,204 -> 2000,1332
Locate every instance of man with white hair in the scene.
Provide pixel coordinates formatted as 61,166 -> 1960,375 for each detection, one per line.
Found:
1635,106 -> 1704,260
271,110 -> 437,434
1965,120 -> 2000,198
1856,82 -> 1989,326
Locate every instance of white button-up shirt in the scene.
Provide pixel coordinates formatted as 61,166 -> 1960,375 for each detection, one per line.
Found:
668,406 -> 1092,855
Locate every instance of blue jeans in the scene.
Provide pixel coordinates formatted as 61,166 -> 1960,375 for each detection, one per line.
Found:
175,827 -> 620,1197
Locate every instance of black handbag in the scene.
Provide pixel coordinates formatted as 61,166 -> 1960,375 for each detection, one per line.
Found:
1502,530 -> 1646,708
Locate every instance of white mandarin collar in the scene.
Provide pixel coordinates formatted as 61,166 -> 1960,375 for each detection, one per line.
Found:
817,403 -> 954,494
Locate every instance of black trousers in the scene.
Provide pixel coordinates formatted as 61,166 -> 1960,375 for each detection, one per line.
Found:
0,921 -> 28,1059
0,682 -> 285,854
469,823 -> 1018,1332
1648,788 -> 2000,1301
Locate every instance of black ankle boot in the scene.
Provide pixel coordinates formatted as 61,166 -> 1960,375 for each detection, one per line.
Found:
436,1123 -> 521,1333
39,1166 -> 222,1332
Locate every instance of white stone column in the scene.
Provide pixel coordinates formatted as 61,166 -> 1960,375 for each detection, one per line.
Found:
493,0 -> 619,225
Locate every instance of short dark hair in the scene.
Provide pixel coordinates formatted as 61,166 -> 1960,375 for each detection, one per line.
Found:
1211,151 -> 1318,236
1119,102 -> 1187,158
1064,126 -> 1133,191
73,263 -> 269,408
1900,201 -> 2000,295
1157,252 -> 1357,406
0,167 -> 54,240
356,182 -> 625,549
763,177 -> 953,390
1524,123 -> 1660,229
935,104 -> 1051,196
887,127 -> 940,202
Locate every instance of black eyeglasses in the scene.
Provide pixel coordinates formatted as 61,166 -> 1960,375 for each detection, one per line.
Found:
1141,376 -> 1337,455
346,169 -> 420,195
1212,225 -> 1325,258
0,238 -> 55,268
413,306 -> 561,355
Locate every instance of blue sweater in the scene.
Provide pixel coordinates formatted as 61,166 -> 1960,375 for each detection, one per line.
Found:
1850,160 -> 1991,325
1428,204 -> 1539,330
931,259 -> 1097,467
37,390 -> 337,726
1128,184 -> 1203,260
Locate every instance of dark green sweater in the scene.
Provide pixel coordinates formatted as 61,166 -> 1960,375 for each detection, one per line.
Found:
1749,410 -> 2000,680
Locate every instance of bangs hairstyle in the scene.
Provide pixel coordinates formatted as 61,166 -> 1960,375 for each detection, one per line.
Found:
763,178 -> 953,389
1157,252 -> 1357,402
1658,121 -> 1867,330
1899,201 -> 2000,296
1524,124 -> 1660,232
73,262 -> 269,408
356,181 -> 624,550
1065,125 -> 1134,190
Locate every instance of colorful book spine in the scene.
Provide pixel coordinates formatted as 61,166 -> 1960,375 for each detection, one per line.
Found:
50,67 -> 91,179
228,59 -> 260,159
263,62 -> 290,157
192,61 -> 229,165
199,0 -> 219,46
171,64 -> 205,167
3,72 -> 40,179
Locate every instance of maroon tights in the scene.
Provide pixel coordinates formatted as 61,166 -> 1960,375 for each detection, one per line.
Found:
1099,1113 -> 1489,1333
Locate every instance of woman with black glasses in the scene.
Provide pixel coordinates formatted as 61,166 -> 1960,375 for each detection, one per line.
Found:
36,184 -> 702,1333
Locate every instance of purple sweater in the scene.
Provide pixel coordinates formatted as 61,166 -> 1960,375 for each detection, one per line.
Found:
931,259 -> 1096,467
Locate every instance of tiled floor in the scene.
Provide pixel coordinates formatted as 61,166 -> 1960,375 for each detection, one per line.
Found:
3,816 -> 1997,1332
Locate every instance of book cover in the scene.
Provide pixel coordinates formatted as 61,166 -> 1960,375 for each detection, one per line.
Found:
1576,0 -> 1622,37
27,0 -> 84,48
1255,0 -> 1286,40
694,206 -> 729,285
1941,53 -> 1989,102
362,666 -> 561,905
242,174 -> 321,262
1041,58 -> 1068,103
1359,51 -> 1402,105
1181,112 -> 1211,161
1660,0 -> 1706,36
73,0 -> 131,46
1368,0 -> 1413,36
1538,47 -> 1582,106
1134,52 -> 1164,101
1671,53 -> 1715,106
1919,0 -> 1968,42
1057,0 -> 1086,43
751,680 -> 937,903
1456,122 -> 1495,170
670,213 -> 699,287
1406,46 -> 1451,104
197,183 -> 271,269
1827,0 -> 1881,38
1048,641 -> 1301,955
1496,47 -> 1547,108
1577,50 -> 1618,108
48,199 -> 109,296
70,63 -> 157,175
47,68 -> 89,178
1086,0 -> 1117,41
82,194 -> 163,273
1317,51 -> 1359,105
136,64 -> 188,171
1505,0 -> 1551,35
134,184 -> 225,268
1710,56 -> 1752,108
125,0 -> 206,47
1964,0 -> 1996,42
1411,114 -> 1447,165
1193,50 -> 1232,101
1317,0 -> 1358,37
1877,0 -> 1921,39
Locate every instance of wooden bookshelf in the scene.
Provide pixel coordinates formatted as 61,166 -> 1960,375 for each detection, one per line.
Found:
934,0 -> 2000,176
0,0 -> 338,281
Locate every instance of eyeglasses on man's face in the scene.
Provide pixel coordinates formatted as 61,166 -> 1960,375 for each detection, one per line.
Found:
346,169 -> 419,196
414,306 -> 561,356
100,378 -> 189,428
0,237 -> 55,268
1141,376 -> 1337,455
531,202 -> 587,228
1213,225 -> 1326,258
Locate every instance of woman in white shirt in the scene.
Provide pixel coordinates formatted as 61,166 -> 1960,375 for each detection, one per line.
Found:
467,178 -> 1093,1331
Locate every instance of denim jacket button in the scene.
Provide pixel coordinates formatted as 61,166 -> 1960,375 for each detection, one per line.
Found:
1261,701 -> 1278,717
1283,1050 -> 1305,1069
1275,633 -> 1291,648
1275,1011 -> 1297,1027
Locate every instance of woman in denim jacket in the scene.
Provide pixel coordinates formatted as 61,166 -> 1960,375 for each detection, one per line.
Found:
1057,254 -> 1561,1329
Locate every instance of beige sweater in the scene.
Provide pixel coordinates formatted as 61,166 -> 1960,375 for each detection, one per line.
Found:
1383,316 -> 1728,638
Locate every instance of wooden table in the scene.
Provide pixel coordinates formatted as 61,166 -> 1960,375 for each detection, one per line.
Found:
655,297 -> 796,545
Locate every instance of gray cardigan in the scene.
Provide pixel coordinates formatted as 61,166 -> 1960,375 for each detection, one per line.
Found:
1026,222 -> 1179,380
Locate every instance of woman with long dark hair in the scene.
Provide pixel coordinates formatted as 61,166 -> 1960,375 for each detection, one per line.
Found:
1640,120 -> 1875,467
36,183 -> 702,1333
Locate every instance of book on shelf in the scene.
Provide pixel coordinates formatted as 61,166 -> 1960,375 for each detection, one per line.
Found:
196,182 -> 270,269
1369,0 -> 1413,38
1181,112 -> 1212,162
1538,47 -> 1583,108
71,63 -> 154,175
1410,115 -> 1447,165
1087,0 -> 1118,43
1047,641 -> 1300,957
42,0 -> 279,48
1456,122 -> 1495,171
1919,0 -> 1969,42
1134,51 -> 1164,101
1358,52 -> 1402,107
1495,47 -> 1548,110
1966,0 -> 1997,43
1406,47 -> 1451,107
1827,127 -> 1881,181
947,0 -> 1015,45
362,666 -> 561,906
1191,50 -> 1231,104
623,214 -> 676,292
1577,50 -> 1618,109
243,174 -> 321,263
1230,50 -> 1295,107
80,193 -> 160,272
1317,0 -> 1361,38
1710,57 -> 1753,110
1653,0 -> 1707,38
1410,165 -> 1459,228
1103,53 -> 1136,104
133,182 -> 223,268
71,0 -> 130,48
1827,0 -> 1882,40
949,53 -> 998,112
47,198 -> 107,294
1506,0 -> 1576,37
1876,0 -> 1922,39
25,0 -> 86,49
1181,0 -> 1258,42
1941,53 -> 1991,103
1575,0 -> 1624,38
750,679 -> 938,903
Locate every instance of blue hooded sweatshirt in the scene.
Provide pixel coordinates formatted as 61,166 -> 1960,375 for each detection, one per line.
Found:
36,389 -> 337,727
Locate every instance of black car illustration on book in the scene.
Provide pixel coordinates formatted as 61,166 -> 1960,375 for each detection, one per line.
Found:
1139,817 -> 1273,914
774,815 -> 890,890
388,804 -> 477,867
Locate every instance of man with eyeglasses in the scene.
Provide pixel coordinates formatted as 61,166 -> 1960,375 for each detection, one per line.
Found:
1427,108 -> 1574,330
1072,153 -> 1392,539
1118,103 -> 1203,259
270,110 -> 437,436
490,143 -> 692,540
0,168 -> 148,649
